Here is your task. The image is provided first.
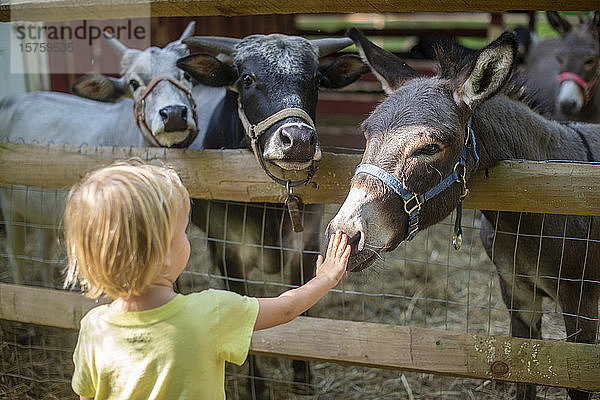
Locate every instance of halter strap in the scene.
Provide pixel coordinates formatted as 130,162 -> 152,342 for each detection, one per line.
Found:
133,75 -> 198,148
237,102 -> 316,140
557,61 -> 600,107
354,118 -> 478,247
237,100 -> 318,188
236,101 -> 318,233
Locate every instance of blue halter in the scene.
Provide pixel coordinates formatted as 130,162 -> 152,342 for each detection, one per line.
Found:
354,118 -> 479,249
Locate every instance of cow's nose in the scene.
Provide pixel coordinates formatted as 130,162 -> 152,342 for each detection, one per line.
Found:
160,105 -> 188,131
278,124 -> 316,160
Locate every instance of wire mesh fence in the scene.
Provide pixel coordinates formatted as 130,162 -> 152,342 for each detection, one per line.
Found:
1,163 -> 599,399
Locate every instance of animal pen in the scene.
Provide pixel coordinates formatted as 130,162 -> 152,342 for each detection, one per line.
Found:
1,1 -> 600,400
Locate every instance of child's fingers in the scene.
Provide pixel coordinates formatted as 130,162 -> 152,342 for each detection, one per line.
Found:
335,233 -> 348,258
327,231 -> 341,258
326,233 -> 335,259
341,244 -> 351,264
336,246 -> 350,275
316,254 -> 324,270
332,230 -> 342,251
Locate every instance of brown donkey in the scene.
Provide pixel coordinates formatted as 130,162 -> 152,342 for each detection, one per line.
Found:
327,29 -> 599,400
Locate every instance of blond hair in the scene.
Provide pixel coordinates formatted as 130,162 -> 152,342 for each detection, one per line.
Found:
64,159 -> 189,299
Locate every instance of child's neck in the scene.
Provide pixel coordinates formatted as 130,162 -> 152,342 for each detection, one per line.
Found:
111,285 -> 177,313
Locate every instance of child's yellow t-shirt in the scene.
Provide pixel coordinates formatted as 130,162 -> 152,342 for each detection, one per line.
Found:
71,289 -> 259,400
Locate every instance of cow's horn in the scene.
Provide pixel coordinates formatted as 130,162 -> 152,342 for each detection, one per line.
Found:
178,21 -> 196,43
311,37 -> 353,57
103,30 -> 130,58
182,36 -> 241,55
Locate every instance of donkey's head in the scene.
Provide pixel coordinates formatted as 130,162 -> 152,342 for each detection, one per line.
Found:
547,11 -> 600,116
177,34 -> 367,171
326,29 -> 518,272
72,22 -> 198,148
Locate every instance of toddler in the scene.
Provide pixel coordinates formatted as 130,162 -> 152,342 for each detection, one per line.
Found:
64,159 -> 350,400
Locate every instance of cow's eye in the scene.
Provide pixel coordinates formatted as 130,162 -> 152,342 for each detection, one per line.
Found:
412,143 -> 440,157
129,79 -> 140,91
241,74 -> 254,88
183,72 -> 192,82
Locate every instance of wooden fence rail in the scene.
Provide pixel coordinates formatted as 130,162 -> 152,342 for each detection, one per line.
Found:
1,143 -> 600,215
1,282 -> 598,391
1,0 -> 598,22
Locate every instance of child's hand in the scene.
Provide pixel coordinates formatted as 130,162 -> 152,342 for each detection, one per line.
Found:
254,230 -> 350,331
315,230 -> 350,288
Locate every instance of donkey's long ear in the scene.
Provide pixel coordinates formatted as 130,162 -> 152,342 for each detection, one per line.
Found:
453,31 -> 517,111
546,11 -> 572,37
590,11 -> 600,30
346,28 -> 421,94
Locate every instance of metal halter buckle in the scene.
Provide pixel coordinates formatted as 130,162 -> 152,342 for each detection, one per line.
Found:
453,161 -> 469,199
403,195 -> 421,214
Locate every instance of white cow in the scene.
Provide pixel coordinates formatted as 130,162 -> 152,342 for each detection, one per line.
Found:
0,22 -> 223,285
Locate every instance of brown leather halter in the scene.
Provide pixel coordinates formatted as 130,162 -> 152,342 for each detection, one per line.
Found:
237,100 -> 319,232
236,100 -> 318,188
133,75 -> 199,148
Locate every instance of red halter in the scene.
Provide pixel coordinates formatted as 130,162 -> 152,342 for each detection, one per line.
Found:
557,62 -> 600,106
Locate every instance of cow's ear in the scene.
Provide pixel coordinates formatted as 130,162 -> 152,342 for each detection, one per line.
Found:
176,53 -> 237,87
318,54 -> 370,89
453,31 -> 517,111
347,27 -> 421,94
71,74 -> 127,102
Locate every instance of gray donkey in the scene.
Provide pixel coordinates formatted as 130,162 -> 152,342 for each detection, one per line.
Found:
327,29 -> 599,400
524,11 -> 600,123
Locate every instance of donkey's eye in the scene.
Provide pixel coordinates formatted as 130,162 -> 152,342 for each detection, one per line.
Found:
583,57 -> 595,68
412,143 -> 440,157
129,79 -> 140,91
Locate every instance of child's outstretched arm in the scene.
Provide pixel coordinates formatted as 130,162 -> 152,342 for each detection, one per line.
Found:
254,231 -> 350,331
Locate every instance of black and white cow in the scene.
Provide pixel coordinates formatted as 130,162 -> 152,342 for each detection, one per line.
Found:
177,33 -> 368,398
